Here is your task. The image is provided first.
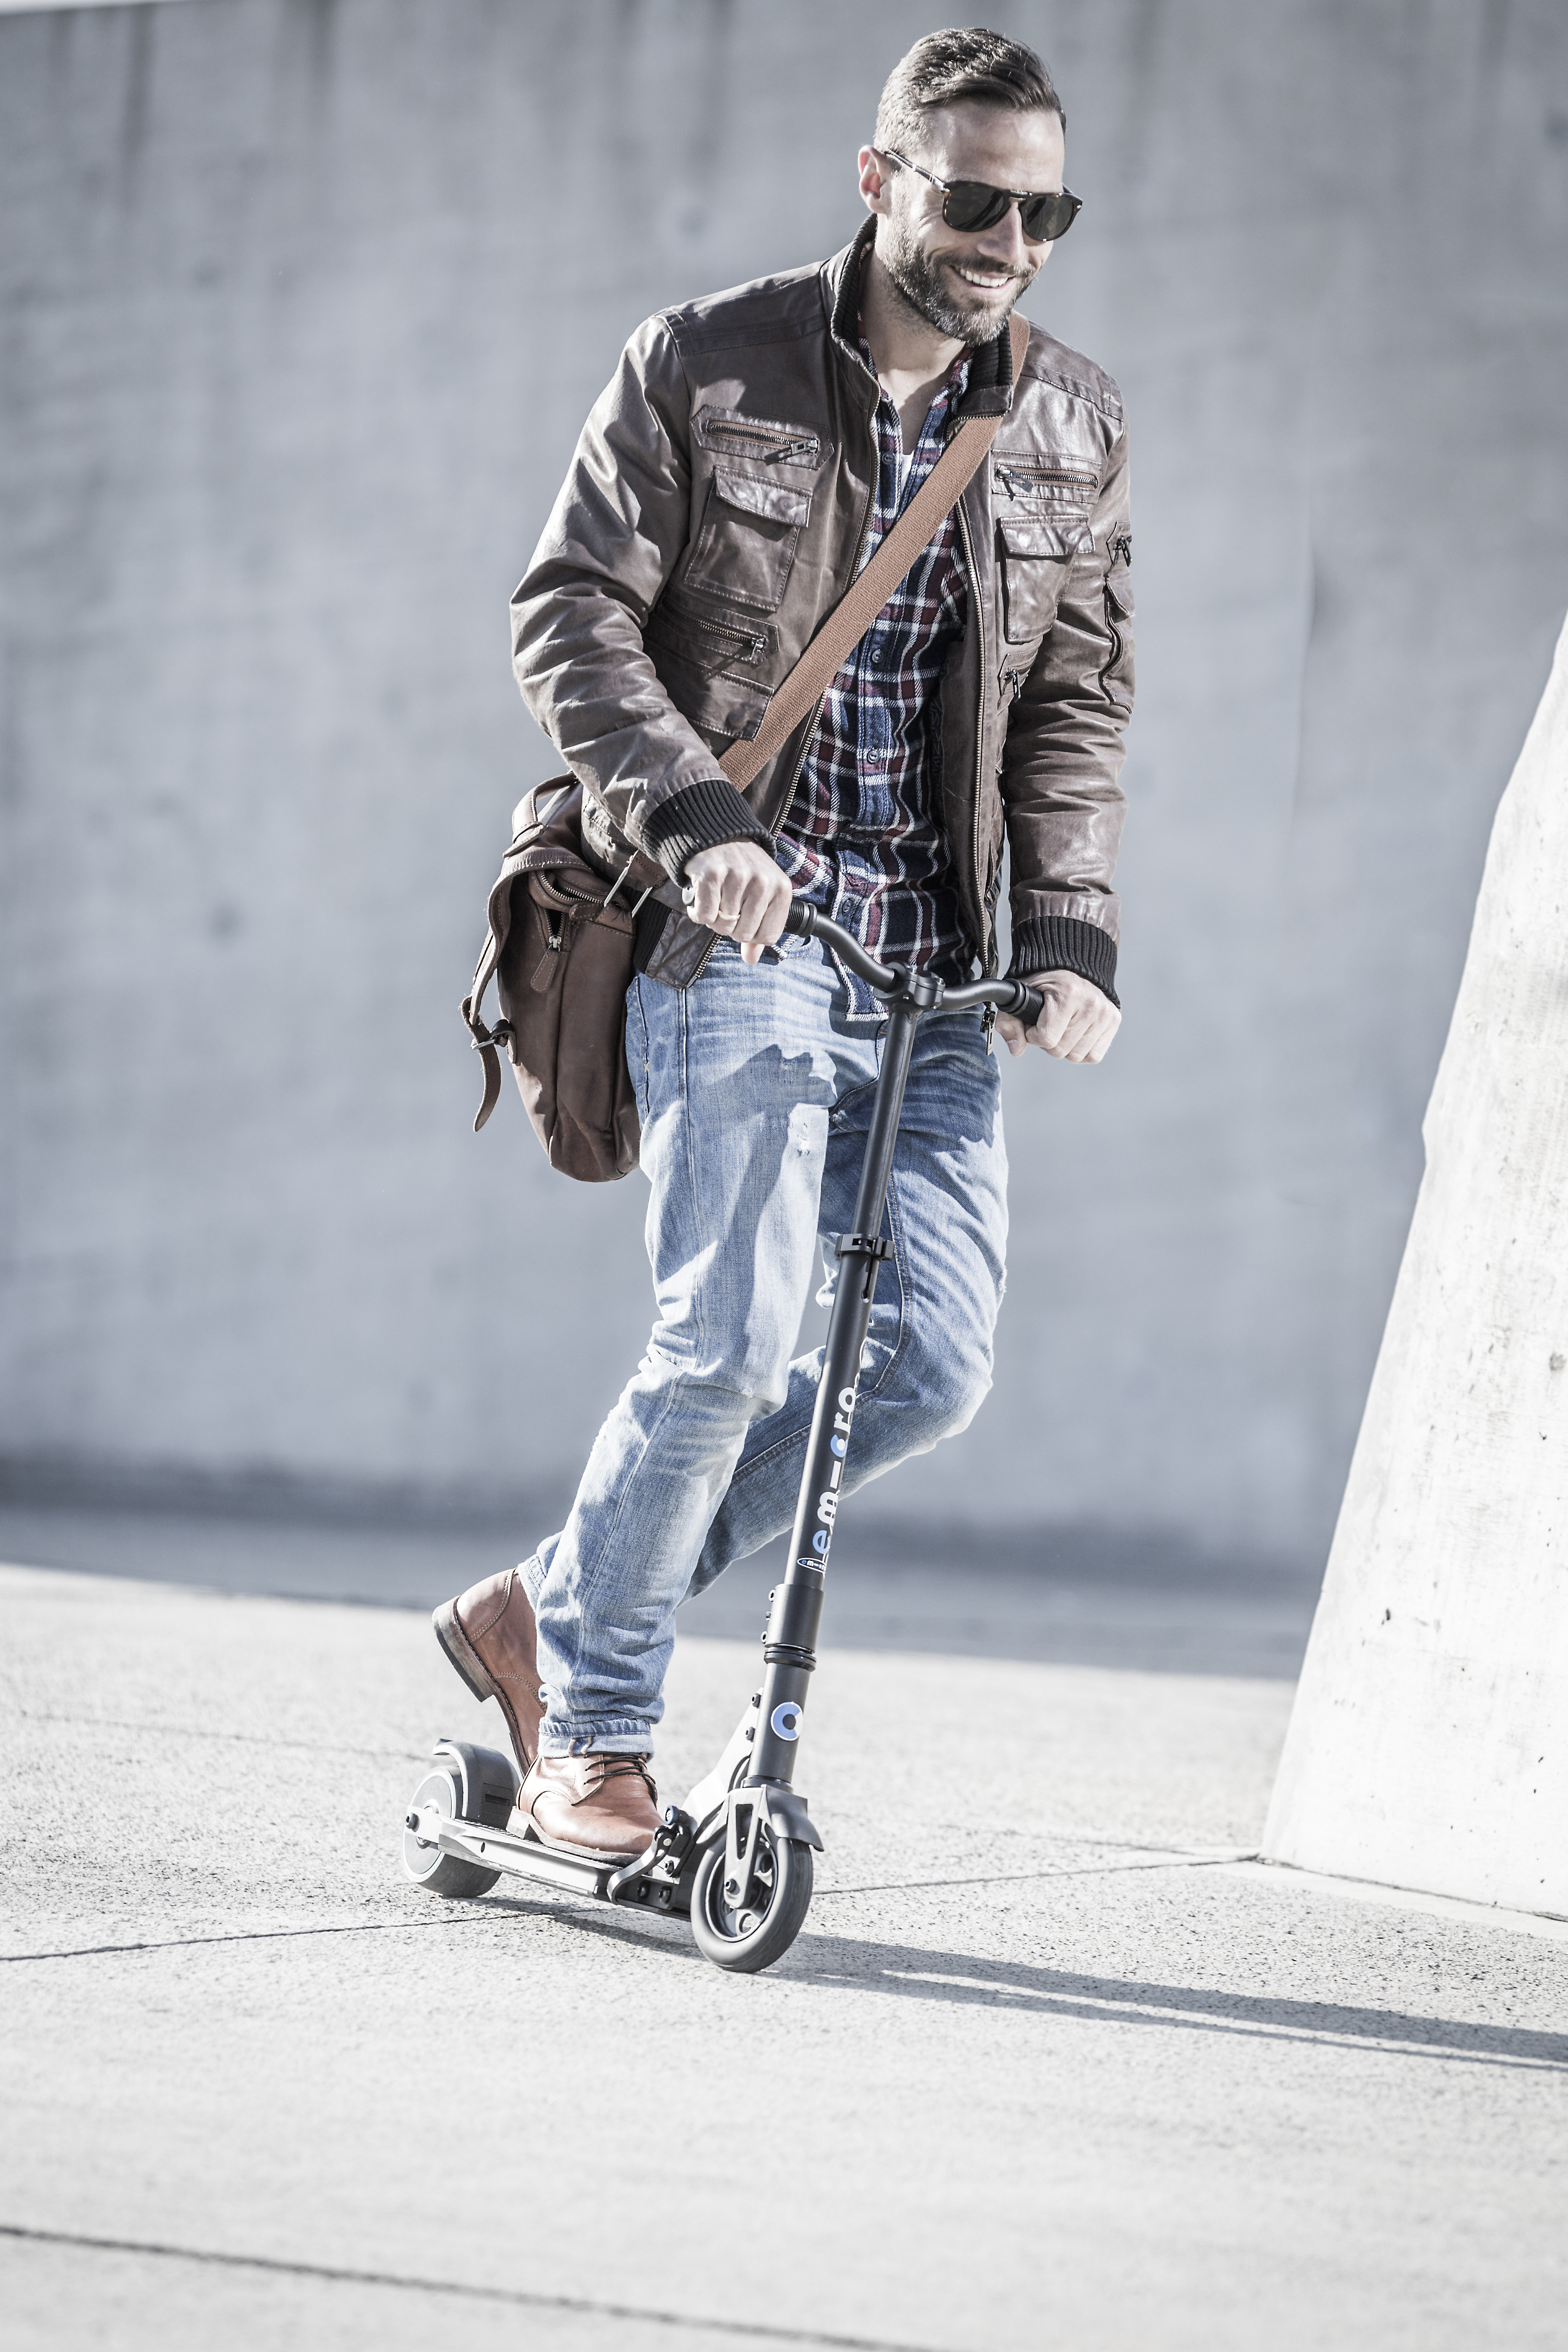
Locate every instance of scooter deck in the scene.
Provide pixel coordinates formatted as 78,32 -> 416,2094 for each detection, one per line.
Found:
410,1802 -> 693,1915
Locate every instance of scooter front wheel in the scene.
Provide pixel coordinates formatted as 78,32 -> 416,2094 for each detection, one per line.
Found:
689,1826 -> 813,1975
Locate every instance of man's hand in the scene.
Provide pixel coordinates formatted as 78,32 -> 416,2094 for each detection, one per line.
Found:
684,841 -> 793,965
994,971 -> 1120,1064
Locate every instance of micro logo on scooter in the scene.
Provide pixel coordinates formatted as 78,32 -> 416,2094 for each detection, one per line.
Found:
804,1383 -> 861,1565
771,1702 -> 803,1740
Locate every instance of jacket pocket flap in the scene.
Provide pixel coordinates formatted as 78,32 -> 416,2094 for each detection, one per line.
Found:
998,517 -> 1092,559
712,469 -> 811,527
1106,573 -> 1135,619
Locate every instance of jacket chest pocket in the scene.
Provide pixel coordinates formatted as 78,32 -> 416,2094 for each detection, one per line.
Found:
683,468 -> 812,613
997,515 -> 1092,643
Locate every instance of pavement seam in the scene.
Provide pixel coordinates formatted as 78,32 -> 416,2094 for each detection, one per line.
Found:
0,2222 -> 952,2352
0,1913 -> 511,1964
814,1850 -> 1255,1896
0,1853 -> 1252,1964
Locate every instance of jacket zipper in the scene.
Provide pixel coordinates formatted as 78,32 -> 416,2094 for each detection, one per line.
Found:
994,461 -> 1098,501
704,419 -> 820,464
954,496 -> 1000,980
1102,586 -> 1125,693
697,616 -> 767,663
684,401 -> 881,981
760,424 -> 880,844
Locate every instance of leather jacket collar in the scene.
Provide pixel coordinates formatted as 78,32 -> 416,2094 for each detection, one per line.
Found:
823,217 -> 1019,421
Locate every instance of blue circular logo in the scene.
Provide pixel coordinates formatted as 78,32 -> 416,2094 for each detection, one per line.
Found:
770,1702 -> 802,1741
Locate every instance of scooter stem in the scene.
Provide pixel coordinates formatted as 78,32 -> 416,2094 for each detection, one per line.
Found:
746,979 -> 935,1786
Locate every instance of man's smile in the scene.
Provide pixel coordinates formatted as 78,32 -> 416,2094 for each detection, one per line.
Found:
947,258 -> 1027,293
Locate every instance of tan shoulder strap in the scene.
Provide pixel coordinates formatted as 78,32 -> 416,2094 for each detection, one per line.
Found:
717,311 -> 1028,792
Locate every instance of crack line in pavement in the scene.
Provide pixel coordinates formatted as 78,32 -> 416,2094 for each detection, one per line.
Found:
814,1852 -> 1254,1896
0,2223 -> 949,2352
0,1914 -> 504,1964
0,1855 -> 1251,1962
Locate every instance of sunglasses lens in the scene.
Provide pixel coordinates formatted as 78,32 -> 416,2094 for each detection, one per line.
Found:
1020,190 -> 1080,242
944,180 -> 1011,234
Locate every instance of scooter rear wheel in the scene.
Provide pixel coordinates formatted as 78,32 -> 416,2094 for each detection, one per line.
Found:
401,1764 -> 501,1899
689,1826 -> 813,1974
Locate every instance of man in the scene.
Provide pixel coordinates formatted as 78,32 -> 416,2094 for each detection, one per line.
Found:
434,28 -> 1134,1856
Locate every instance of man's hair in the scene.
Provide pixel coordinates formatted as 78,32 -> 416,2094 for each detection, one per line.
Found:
874,26 -> 1065,159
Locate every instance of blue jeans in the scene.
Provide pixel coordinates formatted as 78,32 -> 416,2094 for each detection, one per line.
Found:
520,931 -> 1008,1754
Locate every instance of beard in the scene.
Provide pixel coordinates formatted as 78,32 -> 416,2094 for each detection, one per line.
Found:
878,210 -> 1038,344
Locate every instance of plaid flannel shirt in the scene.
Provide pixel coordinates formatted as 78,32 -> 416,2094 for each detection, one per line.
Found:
774,343 -> 971,980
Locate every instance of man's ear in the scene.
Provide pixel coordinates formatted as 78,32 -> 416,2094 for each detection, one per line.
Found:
858,145 -> 891,215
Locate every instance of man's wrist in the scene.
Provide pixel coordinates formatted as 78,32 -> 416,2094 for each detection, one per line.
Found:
1008,915 -> 1119,1008
641,777 -> 773,882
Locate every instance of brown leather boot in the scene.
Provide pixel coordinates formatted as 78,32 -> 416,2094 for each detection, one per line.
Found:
515,1753 -> 660,1860
432,1567 -> 545,1775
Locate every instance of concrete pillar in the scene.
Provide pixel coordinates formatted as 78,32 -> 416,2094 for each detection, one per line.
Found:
1263,615 -> 1568,1916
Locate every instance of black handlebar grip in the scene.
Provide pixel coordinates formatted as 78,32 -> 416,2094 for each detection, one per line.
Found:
1016,983 -> 1045,1030
681,886 -> 817,940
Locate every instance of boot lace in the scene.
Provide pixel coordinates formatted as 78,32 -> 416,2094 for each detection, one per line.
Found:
579,1753 -> 657,1805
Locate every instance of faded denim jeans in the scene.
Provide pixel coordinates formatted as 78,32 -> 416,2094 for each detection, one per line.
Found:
521,930 -> 1008,1754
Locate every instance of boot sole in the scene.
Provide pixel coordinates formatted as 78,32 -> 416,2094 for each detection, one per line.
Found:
517,1822 -> 650,1864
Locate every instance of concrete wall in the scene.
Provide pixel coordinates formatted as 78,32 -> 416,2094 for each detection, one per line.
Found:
1264,618 -> 1568,1913
2,0 -> 1567,1567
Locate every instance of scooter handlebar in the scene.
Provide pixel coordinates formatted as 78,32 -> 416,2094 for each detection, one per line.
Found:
780,897 -> 896,987
682,889 -> 1045,1031
783,902 -> 1045,1030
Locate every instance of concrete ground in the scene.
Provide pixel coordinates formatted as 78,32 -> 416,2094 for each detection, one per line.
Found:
2,1537 -> 1565,2352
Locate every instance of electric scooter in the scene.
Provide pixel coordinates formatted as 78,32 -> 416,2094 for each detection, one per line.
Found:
400,900 -> 1045,1975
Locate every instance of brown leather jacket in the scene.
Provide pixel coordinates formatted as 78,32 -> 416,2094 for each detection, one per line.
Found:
512,219 -> 1133,998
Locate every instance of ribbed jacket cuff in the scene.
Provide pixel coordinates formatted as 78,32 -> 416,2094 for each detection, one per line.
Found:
1009,915 -> 1120,1009
641,776 -> 773,879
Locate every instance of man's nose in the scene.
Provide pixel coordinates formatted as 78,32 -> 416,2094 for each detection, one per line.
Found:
965,203 -> 1032,271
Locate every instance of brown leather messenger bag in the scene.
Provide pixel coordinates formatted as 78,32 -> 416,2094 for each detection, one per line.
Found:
462,312 -> 1028,1183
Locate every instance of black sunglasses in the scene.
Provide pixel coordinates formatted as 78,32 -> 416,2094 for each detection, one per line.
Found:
882,148 -> 1082,244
